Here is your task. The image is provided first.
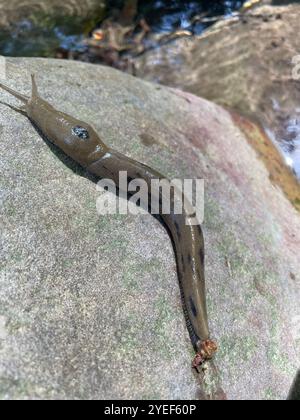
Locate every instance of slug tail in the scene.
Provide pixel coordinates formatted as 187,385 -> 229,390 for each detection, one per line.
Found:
0,82 -> 29,103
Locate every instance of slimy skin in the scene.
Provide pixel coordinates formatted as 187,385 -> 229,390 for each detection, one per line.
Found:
0,76 -> 217,366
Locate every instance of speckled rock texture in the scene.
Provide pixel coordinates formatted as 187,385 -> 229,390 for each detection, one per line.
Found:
134,4 -> 300,179
0,58 -> 299,400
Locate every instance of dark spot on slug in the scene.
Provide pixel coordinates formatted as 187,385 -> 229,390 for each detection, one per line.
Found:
72,126 -> 89,140
199,248 -> 205,265
189,297 -> 197,317
174,221 -> 181,239
187,254 -> 192,264
101,165 -> 114,177
181,254 -> 185,271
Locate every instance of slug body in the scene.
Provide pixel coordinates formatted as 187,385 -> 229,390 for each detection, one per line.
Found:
0,76 -> 217,365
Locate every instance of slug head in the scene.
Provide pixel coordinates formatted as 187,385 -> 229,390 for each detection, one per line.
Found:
0,75 -> 110,167
27,75 -> 110,167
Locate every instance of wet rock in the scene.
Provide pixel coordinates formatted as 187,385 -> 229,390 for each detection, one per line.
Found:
0,58 -> 299,400
134,4 -> 300,180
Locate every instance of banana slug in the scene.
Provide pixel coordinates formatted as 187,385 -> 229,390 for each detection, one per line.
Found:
0,75 -> 217,367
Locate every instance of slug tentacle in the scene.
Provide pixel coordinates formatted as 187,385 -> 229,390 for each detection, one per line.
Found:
0,76 -> 217,368
31,74 -> 39,98
0,82 -> 29,104
0,73 -> 38,110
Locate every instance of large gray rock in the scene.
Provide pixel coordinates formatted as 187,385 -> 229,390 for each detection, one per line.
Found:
134,4 -> 300,179
0,57 -> 299,400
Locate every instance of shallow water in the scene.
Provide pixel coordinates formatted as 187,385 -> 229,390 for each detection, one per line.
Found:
0,1 -> 246,58
133,0 -> 245,34
272,112 -> 300,179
